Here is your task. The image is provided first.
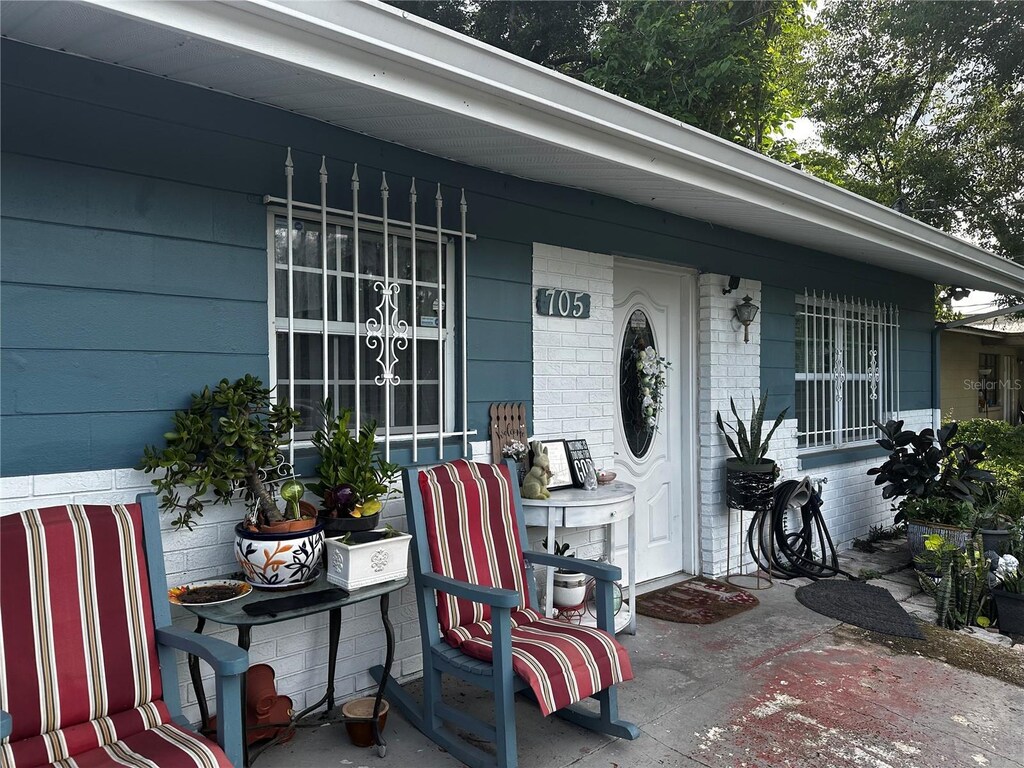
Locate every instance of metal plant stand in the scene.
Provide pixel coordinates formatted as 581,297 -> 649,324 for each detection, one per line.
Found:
724,506 -> 773,590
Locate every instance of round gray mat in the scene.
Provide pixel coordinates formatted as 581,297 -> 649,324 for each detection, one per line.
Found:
796,579 -> 925,640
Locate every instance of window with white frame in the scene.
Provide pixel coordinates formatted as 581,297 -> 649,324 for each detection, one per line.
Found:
270,211 -> 453,441
795,291 -> 900,449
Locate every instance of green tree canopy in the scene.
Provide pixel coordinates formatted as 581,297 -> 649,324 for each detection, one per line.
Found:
586,0 -> 818,158
805,0 -> 1024,264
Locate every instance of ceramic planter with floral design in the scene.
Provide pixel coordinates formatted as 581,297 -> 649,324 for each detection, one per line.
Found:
235,520 -> 325,590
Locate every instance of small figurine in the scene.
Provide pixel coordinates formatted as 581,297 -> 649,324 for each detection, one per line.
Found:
520,440 -> 552,500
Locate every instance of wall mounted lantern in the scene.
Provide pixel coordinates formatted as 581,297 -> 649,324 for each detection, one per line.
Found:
735,295 -> 759,343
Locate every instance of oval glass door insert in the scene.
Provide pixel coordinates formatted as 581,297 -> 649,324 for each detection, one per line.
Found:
620,308 -> 657,458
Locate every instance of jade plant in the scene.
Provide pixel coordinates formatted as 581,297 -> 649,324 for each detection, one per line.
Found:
138,375 -> 302,531
306,401 -> 400,519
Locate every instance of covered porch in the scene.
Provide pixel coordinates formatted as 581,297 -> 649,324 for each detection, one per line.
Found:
260,575 -> 1023,768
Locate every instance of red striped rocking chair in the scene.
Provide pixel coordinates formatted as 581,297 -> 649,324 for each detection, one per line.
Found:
371,459 -> 639,768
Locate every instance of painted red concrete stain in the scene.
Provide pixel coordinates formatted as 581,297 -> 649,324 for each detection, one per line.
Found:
692,646 -> 984,767
742,632 -> 826,671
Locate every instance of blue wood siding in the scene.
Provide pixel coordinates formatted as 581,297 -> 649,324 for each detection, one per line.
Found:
0,42 -> 935,476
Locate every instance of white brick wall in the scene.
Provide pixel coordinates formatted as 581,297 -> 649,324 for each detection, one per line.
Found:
0,471 -> 421,726
531,243 -> 616,563
697,274 -> 763,577
532,243 -> 615,467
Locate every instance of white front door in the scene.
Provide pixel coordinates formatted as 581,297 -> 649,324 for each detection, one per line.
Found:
612,260 -> 696,583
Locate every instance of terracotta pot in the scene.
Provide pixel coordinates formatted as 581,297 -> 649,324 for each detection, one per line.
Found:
341,697 -> 389,748
259,517 -> 319,534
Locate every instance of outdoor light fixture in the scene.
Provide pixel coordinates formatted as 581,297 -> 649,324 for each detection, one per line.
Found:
734,295 -> 759,343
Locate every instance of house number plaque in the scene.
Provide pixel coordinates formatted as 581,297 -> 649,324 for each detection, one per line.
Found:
536,288 -> 591,319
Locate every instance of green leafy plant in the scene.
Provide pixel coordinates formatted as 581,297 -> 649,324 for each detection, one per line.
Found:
868,420 -> 995,525
541,537 -> 578,574
137,375 -> 302,531
916,533 -> 988,630
898,497 -> 977,529
715,392 -> 788,466
306,401 -> 400,519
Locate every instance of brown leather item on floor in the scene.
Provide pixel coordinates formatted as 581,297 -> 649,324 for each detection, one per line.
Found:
210,663 -> 295,747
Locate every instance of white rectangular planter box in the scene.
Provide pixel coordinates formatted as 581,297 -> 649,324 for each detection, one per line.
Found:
325,531 -> 412,590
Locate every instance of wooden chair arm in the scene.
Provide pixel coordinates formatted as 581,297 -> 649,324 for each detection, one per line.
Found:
156,626 -> 249,676
420,571 -> 521,609
156,626 -> 247,767
524,551 -> 622,582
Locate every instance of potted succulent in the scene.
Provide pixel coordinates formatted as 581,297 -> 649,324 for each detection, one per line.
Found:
542,538 -> 588,608
138,375 -> 324,590
306,402 -> 401,536
976,487 -> 1024,555
868,420 -> 994,560
715,393 -> 788,512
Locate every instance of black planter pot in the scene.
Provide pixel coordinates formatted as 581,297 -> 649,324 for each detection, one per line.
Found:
725,459 -> 776,512
318,512 -> 381,537
979,528 -> 1012,556
993,589 -> 1024,636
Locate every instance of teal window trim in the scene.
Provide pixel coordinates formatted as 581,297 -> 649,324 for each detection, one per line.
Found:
798,443 -> 887,470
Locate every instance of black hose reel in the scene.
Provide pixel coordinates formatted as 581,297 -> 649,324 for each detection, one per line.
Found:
746,477 -> 856,581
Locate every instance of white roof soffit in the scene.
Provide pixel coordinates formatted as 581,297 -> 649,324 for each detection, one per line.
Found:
3,0 -> 1022,295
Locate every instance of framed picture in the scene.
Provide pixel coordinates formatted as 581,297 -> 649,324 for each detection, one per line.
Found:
537,439 -> 574,491
565,438 -> 594,488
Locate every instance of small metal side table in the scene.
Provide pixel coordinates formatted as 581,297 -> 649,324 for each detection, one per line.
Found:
521,482 -> 637,635
180,573 -> 408,765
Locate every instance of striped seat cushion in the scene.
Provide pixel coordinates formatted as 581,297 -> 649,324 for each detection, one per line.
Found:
452,611 -> 634,716
2,701 -> 228,768
0,504 -> 229,767
418,460 -> 532,634
47,718 -> 231,768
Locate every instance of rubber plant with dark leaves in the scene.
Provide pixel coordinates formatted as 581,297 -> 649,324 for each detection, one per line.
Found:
867,420 -> 995,527
137,375 -> 305,532
306,401 -> 400,531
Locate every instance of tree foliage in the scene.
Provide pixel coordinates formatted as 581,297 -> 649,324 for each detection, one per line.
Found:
805,0 -> 1024,263
586,0 -> 818,157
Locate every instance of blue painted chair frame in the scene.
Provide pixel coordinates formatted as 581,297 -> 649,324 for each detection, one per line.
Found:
0,494 -> 248,767
371,461 -> 639,768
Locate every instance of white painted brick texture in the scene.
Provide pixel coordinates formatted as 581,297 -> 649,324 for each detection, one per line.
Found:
532,243 -> 616,558
697,274 -> 763,577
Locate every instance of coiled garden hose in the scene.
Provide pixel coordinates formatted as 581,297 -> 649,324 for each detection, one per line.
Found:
746,477 -> 856,580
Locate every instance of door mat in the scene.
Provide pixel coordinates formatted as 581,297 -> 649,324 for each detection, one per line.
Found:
796,580 -> 925,640
635,577 -> 759,625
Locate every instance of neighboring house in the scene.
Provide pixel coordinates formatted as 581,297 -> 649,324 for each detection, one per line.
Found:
941,317 -> 1023,424
3,1 -> 1023,722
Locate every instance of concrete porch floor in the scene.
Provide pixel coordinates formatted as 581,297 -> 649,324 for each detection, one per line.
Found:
258,553 -> 1024,768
